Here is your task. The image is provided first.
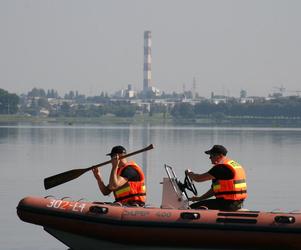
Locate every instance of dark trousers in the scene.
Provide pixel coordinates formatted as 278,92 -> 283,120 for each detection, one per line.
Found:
124,200 -> 145,207
190,198 -> 244,211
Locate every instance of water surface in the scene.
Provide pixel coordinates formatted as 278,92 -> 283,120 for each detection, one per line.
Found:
1,124 -> 301,249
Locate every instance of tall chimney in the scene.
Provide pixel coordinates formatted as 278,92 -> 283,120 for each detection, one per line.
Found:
192,77 -> 196,100
143,31 -> 152,95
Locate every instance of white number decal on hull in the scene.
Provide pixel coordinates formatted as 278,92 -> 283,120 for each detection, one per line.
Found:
46,199 -> 86,213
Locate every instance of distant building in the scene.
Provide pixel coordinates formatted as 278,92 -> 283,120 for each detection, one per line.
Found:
148,86 -> 161,96
113,84 -> 137,98
210,92 -> 227,104
39,108 -> 50,117
239,97 -> 255,104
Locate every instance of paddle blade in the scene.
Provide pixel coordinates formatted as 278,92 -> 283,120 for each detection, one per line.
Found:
44,168 -> 87,190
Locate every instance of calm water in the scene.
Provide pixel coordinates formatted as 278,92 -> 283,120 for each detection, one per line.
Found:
1,123 -> 301,249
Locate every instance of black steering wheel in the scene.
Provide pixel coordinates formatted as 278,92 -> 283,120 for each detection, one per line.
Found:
184,171 -> 198,196
176,171 -> 198,199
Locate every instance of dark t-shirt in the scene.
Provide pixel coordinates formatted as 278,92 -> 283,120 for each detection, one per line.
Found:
120,166 -> 141,181
208,164 -> 234,180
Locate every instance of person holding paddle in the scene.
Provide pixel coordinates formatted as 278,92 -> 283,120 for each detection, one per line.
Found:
92,145 -> 146,207
186,145 -> 247,211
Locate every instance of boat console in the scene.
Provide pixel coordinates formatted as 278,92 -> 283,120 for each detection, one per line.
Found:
161,164 -> 197,209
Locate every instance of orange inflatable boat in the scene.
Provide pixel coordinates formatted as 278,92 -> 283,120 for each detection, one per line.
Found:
17,165 -> 301,249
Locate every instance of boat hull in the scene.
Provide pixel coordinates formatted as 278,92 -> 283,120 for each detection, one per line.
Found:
17,196 -> 301,249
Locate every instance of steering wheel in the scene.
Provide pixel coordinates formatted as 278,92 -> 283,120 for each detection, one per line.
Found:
184,171 -> 198,196
175,171 -> 198,200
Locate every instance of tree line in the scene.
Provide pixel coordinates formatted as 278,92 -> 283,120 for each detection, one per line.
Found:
1,88 -> 301,118
56,101 -> 137,118
171,98 -> 301,119
34,96 -> 301,119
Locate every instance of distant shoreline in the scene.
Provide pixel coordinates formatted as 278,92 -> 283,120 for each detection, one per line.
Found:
1,114 -> 301,128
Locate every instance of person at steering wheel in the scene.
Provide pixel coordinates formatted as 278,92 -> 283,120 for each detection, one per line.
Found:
186,145 -> 247,211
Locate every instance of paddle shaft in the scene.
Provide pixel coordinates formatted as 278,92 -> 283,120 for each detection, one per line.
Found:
87,144 -> 153,170
44,144 -> 154,190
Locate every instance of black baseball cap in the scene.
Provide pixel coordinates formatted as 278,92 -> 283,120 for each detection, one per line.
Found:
106,145 -> 127,156
205,145 -> 228,156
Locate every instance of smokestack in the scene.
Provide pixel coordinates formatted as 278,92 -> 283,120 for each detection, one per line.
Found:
143,31 -> 152,95
192,77 -> 196,100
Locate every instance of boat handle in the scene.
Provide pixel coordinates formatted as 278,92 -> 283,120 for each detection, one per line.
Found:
89,206 -> 108,214
180,212 -> 200,220
274,216 -> 295,224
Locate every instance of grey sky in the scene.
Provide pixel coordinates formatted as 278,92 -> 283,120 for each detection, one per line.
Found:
1,0 -> 300,98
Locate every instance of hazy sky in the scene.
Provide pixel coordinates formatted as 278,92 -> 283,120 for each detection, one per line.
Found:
1,0 -> 301,98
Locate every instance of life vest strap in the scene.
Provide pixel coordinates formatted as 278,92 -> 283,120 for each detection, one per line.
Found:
115,193 -> 146,202
234,179 -> 246,184
216,190 -> 247,195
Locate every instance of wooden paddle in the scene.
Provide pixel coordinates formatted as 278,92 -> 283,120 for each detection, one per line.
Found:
44,144 -> 154,190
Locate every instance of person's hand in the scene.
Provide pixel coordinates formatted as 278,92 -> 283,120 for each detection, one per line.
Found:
185,169 -> 194,179
188,196 -> 200,202
111,154 -> 120,168
185,169 -> 191,174
92,167 -> 101,180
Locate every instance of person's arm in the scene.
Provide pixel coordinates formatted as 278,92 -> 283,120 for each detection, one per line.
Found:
108,155 -> 128,190
92,168 -> 112,196
189,188 -> 215,202
186,170 -> 214,182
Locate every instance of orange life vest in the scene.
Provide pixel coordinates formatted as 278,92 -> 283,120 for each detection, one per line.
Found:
212,158 -> 247,200
113,161 -> 146,204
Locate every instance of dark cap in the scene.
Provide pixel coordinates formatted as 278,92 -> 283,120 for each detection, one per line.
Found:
205,145 -> 228,156
106,145 -> 126,156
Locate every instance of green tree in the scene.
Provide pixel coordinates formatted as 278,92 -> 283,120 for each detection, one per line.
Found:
107,103 -> 137,117
170,103 -> 195,118
60,102 -> 72,116
0,89 -> 19,114
28,88 -> 46,97
37,98 -> 50,109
